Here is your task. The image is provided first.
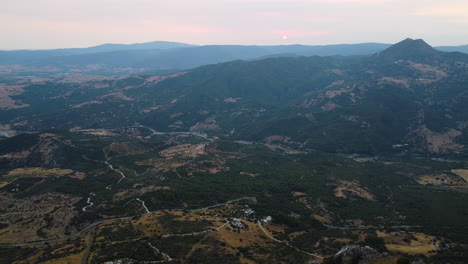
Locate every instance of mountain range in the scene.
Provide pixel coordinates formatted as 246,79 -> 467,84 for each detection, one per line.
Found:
1,38 -> 468,264
1,39 -> 468,75
1,38 -> 467,156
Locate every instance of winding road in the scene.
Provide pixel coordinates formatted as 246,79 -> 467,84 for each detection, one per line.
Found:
136,198 -> 150,214
104,159 -> 126,184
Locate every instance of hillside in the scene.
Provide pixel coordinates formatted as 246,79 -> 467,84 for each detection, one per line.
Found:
1,39 -> 466,156
0,39 -> 468,263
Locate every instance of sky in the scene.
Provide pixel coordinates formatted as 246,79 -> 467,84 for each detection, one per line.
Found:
1,0 -> 468,49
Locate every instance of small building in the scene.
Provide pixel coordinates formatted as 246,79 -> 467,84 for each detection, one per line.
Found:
229,218 -> 248,230
244,209 -> 255,215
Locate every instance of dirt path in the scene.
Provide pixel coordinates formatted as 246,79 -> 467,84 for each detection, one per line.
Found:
257,221 -> 282,242
148,242 -> 173,262
257,221 -> 323,259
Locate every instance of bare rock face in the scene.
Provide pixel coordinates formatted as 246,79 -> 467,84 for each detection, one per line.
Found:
331,245 -> 380,264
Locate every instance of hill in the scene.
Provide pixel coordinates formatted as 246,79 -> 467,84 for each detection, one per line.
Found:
2,39 -> 465,155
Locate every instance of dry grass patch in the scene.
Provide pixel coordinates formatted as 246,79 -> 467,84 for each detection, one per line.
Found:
190,122 -> 220,131
224,97 -> 241,103
417,174 -> 465,186
71,100 -> 103,108
0,84 -> 29,109
160,144 -> 206,158
380,77 -> 410,88
313,214 -> 333,224
4,167 -> 85,180
105,141 -> 151,156
291,191 -> 307,197
353,157 -> 375,163
418,125 -> 463,153
262,222 -> 287,236
0,124 -> 15,136
0,193 -> 80,243
42,244 -> 86,264
98,92 -> 134,101
377,231 -> 438,257
0,150 -> 30,159
408,61 -> 448,79
240,172 -> 260,177
142,105 -> 162,113
321,102 -> 340,111
215,220 -> 267,248
58,74 -> 115,84
134,214 -> 165,237
451,169 -> 468,182
334,180 -> 375,201
78,129 -> 119,136
6,167 -> 73,177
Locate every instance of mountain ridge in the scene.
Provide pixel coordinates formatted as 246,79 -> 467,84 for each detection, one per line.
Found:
1,39 -> 466,155
1,39 -> 468,76
374,38 -> 443,62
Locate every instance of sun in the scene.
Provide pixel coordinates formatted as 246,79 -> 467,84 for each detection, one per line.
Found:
282,35 -> 288,40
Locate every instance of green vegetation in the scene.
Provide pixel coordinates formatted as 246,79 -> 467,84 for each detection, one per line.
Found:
0,40 -> 467,263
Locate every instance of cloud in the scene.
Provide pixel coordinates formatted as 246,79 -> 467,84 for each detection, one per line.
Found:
1,0 -> 468,48
272,29 -> 332,37
221,0 -> 396,3
256,11 -> 343,23
414,5 -> 468,16
311,0 -> 396,3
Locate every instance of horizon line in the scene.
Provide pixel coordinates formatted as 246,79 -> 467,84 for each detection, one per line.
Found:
2,39 -> 468,51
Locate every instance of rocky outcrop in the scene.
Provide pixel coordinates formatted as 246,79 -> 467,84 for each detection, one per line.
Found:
330,245 -> 380,264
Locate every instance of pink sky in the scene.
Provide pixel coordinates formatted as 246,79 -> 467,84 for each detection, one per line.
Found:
1,0 -> 468,49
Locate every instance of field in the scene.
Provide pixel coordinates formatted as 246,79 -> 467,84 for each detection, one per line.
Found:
0,128 -> 467,263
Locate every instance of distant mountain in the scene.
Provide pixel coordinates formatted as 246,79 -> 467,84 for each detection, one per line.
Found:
1,41 -> 195,55
1,38 -> 466,155
374,38 -> 442,62
0,43 -> 389,69
81,41 -> 197,53
437,44 -> 468,53
0,41 -> 195,68
1,40 -> 468,75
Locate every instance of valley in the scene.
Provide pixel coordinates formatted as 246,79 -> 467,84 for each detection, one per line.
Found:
0,39 -> 467,263
0,124 -> 467,263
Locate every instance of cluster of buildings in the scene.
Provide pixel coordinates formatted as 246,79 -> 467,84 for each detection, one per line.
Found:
243,207 -> 272,223
229,218 -> 248,230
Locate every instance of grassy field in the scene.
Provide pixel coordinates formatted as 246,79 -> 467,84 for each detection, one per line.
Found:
377,231 -> 438,257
